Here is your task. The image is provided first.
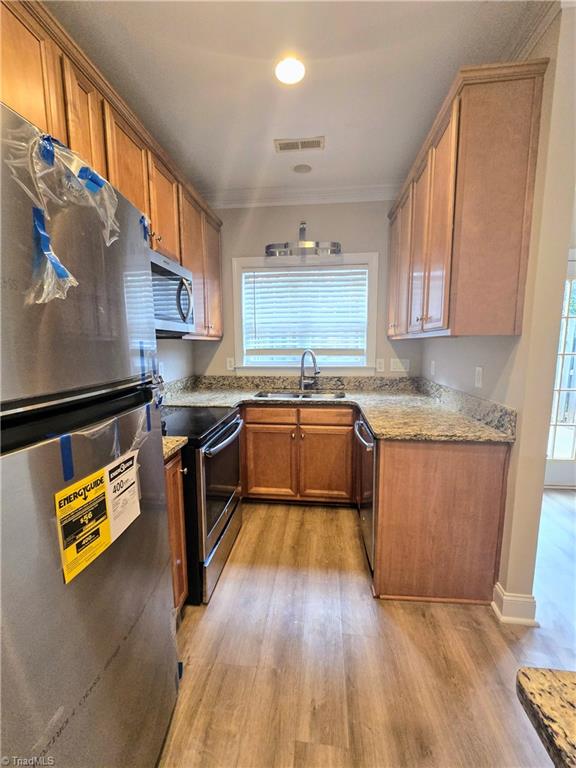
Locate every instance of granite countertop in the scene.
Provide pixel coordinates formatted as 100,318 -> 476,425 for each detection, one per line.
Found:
162,435 -> 188,461
164,389 -> 514,443
517,668 -> 576,767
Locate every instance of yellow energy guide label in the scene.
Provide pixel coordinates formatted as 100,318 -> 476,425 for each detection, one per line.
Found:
54,450 -> 140,584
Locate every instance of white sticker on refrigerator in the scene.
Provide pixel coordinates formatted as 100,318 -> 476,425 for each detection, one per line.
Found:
105,450 -> 141,542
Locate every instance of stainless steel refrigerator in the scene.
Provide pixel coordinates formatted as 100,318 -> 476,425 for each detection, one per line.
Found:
1,106 -> 177,767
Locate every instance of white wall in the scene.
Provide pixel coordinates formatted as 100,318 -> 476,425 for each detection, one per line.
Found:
156,339 -> 195,383
422,9 -> 575,619
193,201 -> 422,377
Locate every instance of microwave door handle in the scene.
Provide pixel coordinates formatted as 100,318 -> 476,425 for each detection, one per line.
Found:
182,278 -> 193,322
354,420 -> 374,451
176,277 -> 192,323
203,418 -> 244,458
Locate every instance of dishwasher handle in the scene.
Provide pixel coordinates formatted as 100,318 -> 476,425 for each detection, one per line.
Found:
354,419 -> 374,451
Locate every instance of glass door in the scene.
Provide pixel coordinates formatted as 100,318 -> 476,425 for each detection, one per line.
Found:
546,262 -> 576,487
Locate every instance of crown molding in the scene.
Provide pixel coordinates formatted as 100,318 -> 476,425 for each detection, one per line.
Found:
501,1 -> 561,61
204,183 -> 402,210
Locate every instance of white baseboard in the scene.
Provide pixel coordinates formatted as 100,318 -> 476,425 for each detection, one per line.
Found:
491,582 -> 539,626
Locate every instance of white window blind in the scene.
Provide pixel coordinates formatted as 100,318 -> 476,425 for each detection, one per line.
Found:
241,266 -> 369,366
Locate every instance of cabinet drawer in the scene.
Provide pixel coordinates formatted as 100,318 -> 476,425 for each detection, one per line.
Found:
243,407 -> 298,425
298,407 -> 355,426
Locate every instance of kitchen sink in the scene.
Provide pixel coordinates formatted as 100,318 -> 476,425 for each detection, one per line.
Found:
254,391 -> 346,400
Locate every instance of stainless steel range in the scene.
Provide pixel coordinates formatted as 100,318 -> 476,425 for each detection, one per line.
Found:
161,406 -> 243,603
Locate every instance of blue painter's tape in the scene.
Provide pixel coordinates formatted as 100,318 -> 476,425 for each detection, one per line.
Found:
38,135 -> 55,166
113,418 -> 121,459
78,166 -> 105,194
139,215 -> 150,242
32,207 -> 70,280
145,404 -> 151,433
59,434 -> 74,482
139,341 -> 146,383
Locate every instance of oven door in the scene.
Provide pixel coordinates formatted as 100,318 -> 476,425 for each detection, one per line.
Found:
198,415 -> 243,559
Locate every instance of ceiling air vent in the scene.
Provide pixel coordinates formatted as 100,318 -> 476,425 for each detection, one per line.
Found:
274,136 -> 325,153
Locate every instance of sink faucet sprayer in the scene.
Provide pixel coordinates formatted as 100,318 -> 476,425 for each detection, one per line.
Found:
300,349 -> 321,391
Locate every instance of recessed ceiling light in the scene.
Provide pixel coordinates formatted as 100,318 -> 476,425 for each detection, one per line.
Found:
275,57 -> 305,85
293,164 -> 312,174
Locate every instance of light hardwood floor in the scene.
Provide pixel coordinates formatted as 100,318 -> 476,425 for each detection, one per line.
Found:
159,493 -> 575,768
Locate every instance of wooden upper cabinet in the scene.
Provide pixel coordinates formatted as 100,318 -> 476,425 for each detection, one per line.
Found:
299,425 -> 354,502
148,152 -> 180,261
395,185 -> 413,337
180,188 -> 207,334
1,2 -> 67,141
61,57 -> 106,177
423,102 -> 458,332
103,102 -> 149,216
387,210 -> 400,336
450,75 -> 544,335
408,154 -> 432,333
203,214 -> 223,338
387,59 -> 547,338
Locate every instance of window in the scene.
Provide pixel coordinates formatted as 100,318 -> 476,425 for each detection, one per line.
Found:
233,254 -> 378,368
548,277 -> 576,460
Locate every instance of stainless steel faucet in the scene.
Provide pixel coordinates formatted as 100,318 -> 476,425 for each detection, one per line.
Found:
300,349 -> 321,390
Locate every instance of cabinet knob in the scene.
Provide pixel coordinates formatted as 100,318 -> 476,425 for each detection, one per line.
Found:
300,432 -> 305,440
291,432 -> 295,439
179,467 -> 188,475
176,559 -> 181,566
156,234 -> 163,242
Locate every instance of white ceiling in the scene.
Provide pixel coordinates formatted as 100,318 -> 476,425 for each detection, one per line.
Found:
47,1 -> 547,208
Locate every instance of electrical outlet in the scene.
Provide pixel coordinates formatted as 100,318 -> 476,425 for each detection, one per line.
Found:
226,357 -> 235,371
430,360 -> 436,376
390,358 -> 410,373
474,366 -> 483,388
376,358 -> 385,372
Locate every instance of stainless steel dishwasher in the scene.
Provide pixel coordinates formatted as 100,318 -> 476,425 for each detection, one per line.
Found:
354,416 -> 376,569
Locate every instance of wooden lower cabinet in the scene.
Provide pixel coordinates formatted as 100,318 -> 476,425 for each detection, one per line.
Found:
299,425 -> 353,501
164,452 -> 188,611
373,440 -> 510,603
243,407 -> 354,503
244,424 -> 298,499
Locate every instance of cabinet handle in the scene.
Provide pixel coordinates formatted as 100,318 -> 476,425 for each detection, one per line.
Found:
179,467 -> 188,475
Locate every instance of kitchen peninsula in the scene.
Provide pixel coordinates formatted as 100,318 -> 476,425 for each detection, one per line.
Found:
164,374 -> 514,605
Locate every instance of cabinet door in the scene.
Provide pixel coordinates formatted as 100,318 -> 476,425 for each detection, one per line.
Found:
423,103 -> 458,332
387,211 -> 400,336
298,426 -> 353,502
244,424 -> 298,499
164,453 -> 188,610
104,102 -> 149,216
203,214 -> 223,338
1,2 -> 66,141
390,184 -> 413,336
62,57 -> 106,177
148,153 -> 180,261
408,155 -> 432,333
179,189 -> 207,334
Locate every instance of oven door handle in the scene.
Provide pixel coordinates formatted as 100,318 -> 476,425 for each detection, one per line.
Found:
354,419 -> 374,451
203,417 -> 244,458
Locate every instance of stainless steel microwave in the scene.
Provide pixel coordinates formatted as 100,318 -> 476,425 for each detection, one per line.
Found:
150,252 -> 195,337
